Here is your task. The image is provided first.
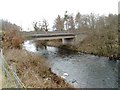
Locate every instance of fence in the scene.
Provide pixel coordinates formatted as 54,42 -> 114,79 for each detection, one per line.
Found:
0,49 -> 26,88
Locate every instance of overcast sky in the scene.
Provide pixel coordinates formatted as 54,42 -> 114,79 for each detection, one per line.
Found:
0,0 -> 119,31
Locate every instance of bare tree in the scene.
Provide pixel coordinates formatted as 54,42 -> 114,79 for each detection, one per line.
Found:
33,21 -> 39,31
89,13 -> 96,30
33,20 -> 49,32
64,11 -> 69,30
81,15 -> 89,29
75,12 -> 81,30
53,15 -> 64,31
41,19 -> 49,32
68,15 -> 75,30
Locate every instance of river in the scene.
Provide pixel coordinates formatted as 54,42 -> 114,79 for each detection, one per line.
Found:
23,40 -> 119,88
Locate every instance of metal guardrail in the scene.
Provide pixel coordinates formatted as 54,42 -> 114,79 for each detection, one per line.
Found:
0,49 -> 26,88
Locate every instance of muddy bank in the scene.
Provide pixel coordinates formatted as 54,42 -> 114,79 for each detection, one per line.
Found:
3,49 -> 72,88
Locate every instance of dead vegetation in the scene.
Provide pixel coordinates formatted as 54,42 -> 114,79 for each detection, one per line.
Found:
2,30 -> 24,49
77,29 -> 119,60
3,49 -> 72,88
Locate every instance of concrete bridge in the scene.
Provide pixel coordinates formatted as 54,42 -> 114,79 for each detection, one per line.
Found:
24,31 -> 87,45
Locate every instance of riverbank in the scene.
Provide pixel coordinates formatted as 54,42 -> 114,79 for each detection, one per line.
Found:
45,37 -> 119,61
3,49 -> 72,88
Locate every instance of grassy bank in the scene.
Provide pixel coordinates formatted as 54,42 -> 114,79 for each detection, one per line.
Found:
3,49 -> 72,88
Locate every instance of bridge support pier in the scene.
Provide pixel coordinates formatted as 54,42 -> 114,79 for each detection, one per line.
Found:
62,38 -> 75,45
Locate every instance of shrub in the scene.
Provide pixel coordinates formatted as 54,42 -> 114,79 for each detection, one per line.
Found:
3,30 -> 24,49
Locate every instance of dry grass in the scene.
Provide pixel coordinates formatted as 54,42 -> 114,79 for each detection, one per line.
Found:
2,74 -> 17,88
3,49 -> 72,88
77,29 -> 119,59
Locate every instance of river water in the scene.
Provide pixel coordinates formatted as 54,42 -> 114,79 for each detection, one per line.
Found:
23,40 -> 119,88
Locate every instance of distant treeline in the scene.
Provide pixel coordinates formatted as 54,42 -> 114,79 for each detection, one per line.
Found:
1,19 -> 21,31
32,12 -> 118,33
53,12 -> 118,31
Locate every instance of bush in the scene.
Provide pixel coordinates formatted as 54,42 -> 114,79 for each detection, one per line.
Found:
3,30 -> 24,49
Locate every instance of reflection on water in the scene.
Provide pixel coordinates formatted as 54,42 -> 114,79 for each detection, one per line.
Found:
47,46 -> 58,52
23,40 -> 119,88
23,40 -> 37,52
57,48 -> 78,57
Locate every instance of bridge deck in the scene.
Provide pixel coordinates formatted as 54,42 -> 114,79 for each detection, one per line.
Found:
30,33 -> 75,38
28,33 -> 75,40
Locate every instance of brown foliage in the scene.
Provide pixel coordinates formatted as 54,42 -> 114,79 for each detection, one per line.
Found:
4,49 -> 72,88
11,35 -> 23,48
3,30 -> 24,49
